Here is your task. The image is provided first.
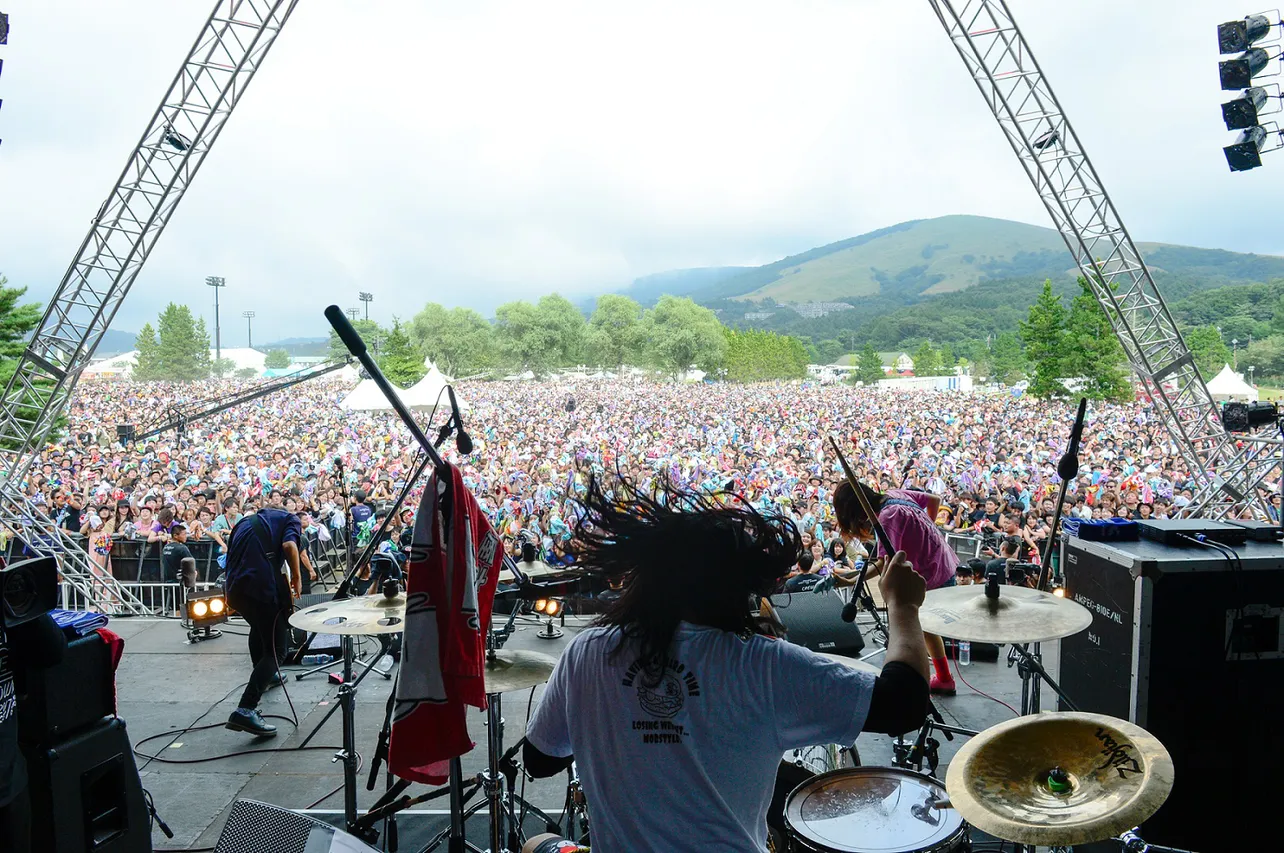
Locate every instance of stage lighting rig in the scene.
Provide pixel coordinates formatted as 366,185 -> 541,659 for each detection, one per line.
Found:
1221,400 -> 1279,432
1218,13 -> 1284,171
185,589 -> 227,642
533,597 -> 564,639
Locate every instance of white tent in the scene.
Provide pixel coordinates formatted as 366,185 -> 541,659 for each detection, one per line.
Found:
340,378 -> 394,411
1206,364 -> 1259,402
403,365 -> 469,412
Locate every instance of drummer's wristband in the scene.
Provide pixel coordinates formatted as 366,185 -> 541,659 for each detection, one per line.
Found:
862,662 -> 929,736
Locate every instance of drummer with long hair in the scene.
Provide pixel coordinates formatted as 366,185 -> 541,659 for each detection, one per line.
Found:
833,479 -> 961,695
522,476 -> 929,853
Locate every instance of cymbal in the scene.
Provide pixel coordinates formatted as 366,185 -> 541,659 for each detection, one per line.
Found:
945,711 -> 1174,846
289,593 -> 406,635
484,649 -> 558,694
918,584 -> 1091,644
816,652 -> 881,675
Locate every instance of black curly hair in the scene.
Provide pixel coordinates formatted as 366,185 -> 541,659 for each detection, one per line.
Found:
572,473 -> 802,676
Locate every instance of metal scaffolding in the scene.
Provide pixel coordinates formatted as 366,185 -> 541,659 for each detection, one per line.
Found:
929,0 -> 1278,518
0,1 -> 299,613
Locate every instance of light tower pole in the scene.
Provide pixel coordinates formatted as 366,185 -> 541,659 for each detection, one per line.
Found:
346,307 -> 359,322
243,311 -> 256,348
206,276 -> 226,363
358,291 -> 373,320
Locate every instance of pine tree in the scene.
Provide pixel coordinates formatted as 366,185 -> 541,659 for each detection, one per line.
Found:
856,343 -> 884,385
146,304 -> 211,381
989,332 -> 1026,384
1019,280 -> 1069,398
1063,277 -> 1132,401
378,319 -> 426,387
912,341 -> 942,376
133,323 -> 163,381
265,349 -> 291,369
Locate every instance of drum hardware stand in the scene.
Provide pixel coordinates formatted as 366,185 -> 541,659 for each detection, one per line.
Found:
1117,828 -> 1196,853
561,763 -> 590,846
893,699 -> 978,775
1007,642 -> 1078,715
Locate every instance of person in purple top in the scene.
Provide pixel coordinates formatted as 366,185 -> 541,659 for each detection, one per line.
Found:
834,481 -> 961,695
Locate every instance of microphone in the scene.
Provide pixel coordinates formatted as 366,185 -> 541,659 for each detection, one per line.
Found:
841,599 -> 859,623
447,385 -> 473,455
1057,398 -> 1088,482
900,453 -> 917,485
325,305 -> 367,357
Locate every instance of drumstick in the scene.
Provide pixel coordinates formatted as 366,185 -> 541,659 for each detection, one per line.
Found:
827,436 -> 896,558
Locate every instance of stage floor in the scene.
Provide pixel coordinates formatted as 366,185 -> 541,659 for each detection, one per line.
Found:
112,610 -> 1049,852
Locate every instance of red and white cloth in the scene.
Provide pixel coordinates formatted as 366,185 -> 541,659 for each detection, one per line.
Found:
390,464 -> 503,784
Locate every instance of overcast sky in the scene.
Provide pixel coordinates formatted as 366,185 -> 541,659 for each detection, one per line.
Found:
0,0 -> 1277,342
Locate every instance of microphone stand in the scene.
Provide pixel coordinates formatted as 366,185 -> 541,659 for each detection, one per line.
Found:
324,306 -> 478,852
1008,398 -> 1087,732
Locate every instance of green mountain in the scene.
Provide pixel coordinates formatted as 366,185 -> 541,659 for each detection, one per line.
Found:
685,214 -> 1284,304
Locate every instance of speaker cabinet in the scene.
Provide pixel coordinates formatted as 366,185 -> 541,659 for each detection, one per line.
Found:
769,590 -> 865,656
1061,536 -> 1284,850
21,716 -> 150,853
17,632 -> 116,744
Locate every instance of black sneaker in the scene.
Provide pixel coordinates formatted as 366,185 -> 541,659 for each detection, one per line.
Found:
225,707 -> 277,737
266,672 -> 285,688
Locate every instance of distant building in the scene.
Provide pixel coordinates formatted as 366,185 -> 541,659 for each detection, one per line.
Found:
744,312 -> 776,322
788,302 -> 856,319
878,352 -> 914,373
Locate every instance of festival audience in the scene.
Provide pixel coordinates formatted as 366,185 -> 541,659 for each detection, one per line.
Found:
10,379 -> 1247,579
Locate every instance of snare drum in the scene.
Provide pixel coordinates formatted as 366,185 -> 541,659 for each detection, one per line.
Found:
783,767 -> 967,853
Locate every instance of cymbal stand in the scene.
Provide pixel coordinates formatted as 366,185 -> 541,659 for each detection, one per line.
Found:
1117,828 -> 1197,853
893,699 -> 977,775
1006,641 -> 1078,715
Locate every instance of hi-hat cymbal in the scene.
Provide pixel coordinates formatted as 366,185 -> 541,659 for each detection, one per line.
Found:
289,593 -> 406,635
816,652 -> 881,675
945,712 -> 1174,846
484,649 -> 558,694
919,584 -> 1091,644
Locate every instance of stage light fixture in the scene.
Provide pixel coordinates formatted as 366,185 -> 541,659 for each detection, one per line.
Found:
1224,86 -> 1272,130
186,589 -> 227,641
1221,47 -> 1272,91
1219,14 -> 1274,55
1225,124 -> 1271,171
534,598 -> 549,613
1222,400 -> 1279,431
1051,583 -> 1067,599
0,11 -> 9,46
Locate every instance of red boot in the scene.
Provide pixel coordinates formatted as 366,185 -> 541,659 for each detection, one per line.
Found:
930,658 -> 956,695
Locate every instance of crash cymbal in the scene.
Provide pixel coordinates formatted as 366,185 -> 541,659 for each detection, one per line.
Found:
945,712 -> 1174,846
919,584 -> 1091,644
289,593 -> 406,635
484,649 -> 558,694
816,652 -> 881,675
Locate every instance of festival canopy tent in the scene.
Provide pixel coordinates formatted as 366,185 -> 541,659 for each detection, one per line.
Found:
403,365 -> 468,412
340,378 -> 394,411
1206,364 -> 1259,402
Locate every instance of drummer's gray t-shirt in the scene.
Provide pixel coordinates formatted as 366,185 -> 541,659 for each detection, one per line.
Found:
526,623 -> 876,853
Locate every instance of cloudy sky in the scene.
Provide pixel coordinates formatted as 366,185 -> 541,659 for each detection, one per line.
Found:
0,0 -> 1277,342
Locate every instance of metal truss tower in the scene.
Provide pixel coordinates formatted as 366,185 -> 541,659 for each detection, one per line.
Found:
929,0 -> 1278,518
0,1 -> 298,613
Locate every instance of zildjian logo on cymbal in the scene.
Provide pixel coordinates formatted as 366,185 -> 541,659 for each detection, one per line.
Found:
1095,727 -> 1143,778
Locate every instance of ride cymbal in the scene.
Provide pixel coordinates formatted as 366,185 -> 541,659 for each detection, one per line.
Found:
945,712 -> 1174,846
289,593 -> 407,635
919,584 -> 1091,644
484,649 -> 558,694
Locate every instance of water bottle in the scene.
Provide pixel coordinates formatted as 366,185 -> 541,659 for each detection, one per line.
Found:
958,641 -> 971,666
302,654 -> 334,666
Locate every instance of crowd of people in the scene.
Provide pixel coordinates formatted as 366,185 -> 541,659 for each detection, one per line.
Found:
13,377 -> 1277,585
